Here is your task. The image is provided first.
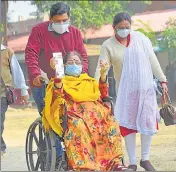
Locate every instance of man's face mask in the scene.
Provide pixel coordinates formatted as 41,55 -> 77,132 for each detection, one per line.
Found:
52,21 -> 70,34
65,64 -> 82,77
117,28 -> 131,38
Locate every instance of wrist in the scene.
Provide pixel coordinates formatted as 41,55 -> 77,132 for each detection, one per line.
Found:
54,78 -> 62,83
54,83 -> 63,89
100,75 -> 107,83
21,89 -> 28,96
54,78 -> 62,89
100,71 -> 106,77
161,81 -> 167,85
33,73 -> 41,81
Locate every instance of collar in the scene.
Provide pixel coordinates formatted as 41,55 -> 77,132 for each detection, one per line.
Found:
1,44 -> 6,50
48,23 -> 69,33
115,34 -> 130,47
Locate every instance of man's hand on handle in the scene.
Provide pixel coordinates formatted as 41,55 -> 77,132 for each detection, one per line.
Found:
33,75 -> 45,87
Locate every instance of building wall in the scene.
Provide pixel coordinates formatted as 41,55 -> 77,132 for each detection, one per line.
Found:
8,18 -> 44,36
86,37 -> 110,45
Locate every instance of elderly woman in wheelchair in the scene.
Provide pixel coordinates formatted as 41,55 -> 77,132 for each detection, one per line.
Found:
39,51 -> 127,171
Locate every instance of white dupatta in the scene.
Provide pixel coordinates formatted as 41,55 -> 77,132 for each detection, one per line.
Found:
114,31 -> 159,136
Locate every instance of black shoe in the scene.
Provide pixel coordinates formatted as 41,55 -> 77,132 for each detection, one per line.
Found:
128,165 -> 137,171
140,160 -> 155,171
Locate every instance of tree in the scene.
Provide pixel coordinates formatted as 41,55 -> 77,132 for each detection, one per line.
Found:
1,0 -> 8,45
161,18 -> 176,49
133,19 -> 156,45
1,0 -> 18,45
161,18 -> 176,61
31,0 -> 151,33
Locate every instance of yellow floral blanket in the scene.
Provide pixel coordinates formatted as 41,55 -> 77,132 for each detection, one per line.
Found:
42,73 -> 101,136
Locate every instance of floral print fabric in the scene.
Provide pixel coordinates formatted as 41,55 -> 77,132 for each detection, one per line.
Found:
53,81 -> 123,171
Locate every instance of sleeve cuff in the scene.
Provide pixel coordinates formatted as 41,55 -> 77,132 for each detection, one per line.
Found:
53,83 -> 63,89
161,81 -> 168,84
100,76 -> 108,84
21,89 -> 29,96
30,72 -> 41,83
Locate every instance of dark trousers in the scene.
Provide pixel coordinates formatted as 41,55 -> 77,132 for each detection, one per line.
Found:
31,84 -> 46,115
1,97 -> 8,152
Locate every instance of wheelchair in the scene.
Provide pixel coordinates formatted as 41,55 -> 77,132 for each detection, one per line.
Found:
25,96 -> 125,171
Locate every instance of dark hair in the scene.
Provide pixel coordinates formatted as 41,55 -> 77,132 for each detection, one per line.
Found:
50,2 -> 70,18
64,51 -> 82,64
113,12 -> 131,26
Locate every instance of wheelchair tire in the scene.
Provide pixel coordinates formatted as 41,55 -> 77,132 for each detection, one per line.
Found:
25,117 -> 56,171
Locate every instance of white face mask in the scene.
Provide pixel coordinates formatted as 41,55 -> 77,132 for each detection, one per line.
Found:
52,21 -> 70,34
117,29 -> 131,38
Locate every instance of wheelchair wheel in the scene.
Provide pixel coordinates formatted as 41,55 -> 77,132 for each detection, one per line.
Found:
25,117 -> 56,171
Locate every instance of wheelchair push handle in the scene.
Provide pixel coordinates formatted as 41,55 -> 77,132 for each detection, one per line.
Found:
102,96 -> 114,115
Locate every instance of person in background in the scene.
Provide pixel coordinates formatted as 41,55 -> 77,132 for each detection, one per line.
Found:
25,2 -> 88,115
94,12 -> 168,171
1,44 -> 29,156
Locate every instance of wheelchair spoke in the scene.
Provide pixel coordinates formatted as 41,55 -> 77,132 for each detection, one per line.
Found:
40,152 -> 48,171
40,150 -> 49,154
40,153 -> 46,163
27,151 -> 37,154
34,157 -> 41,171
40,159 -> 45,171
32,132 -> 39,147
26,118 -> 57,172
40,138 -> 46,149
39,126 -> 43,144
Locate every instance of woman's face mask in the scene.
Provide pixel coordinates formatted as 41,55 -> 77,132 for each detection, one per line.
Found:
116,28 -> 131,38
65,64 -> 82,77
52,21 -> 70,34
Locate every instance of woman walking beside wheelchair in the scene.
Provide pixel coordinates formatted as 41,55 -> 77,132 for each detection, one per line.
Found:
95,12 -> 168,171
42,51 -> 128,171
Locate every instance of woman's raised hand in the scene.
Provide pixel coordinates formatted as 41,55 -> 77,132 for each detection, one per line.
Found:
100,60 -> 109,76
100,59 -> 109,82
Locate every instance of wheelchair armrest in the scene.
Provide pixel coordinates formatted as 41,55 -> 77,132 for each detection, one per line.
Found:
102,96 -> 114,115
102,96 -> 113,102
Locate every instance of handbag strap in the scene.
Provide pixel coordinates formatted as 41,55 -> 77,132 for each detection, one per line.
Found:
165,92 -> 172,104
161,91 -> 172,107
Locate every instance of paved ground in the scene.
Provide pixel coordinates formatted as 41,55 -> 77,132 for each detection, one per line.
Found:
1,107 -> 176,171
